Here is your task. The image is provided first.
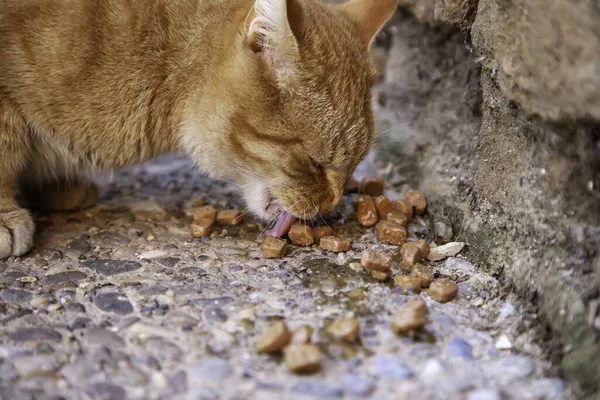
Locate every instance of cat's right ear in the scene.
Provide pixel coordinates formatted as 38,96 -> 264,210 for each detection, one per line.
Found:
335,0 -> 398,48
247,0 -> 303,90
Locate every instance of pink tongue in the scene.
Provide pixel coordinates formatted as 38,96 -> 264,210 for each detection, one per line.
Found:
265,212 -> 296,238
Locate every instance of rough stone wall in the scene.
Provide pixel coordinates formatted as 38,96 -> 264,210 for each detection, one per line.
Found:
378,0 -> 600,395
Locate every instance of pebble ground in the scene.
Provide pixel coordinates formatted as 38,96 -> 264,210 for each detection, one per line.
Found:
0,155 -> 574,400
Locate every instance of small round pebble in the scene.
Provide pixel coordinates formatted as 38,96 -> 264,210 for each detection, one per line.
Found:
327,318 -> 360,342
393,275 -> 422,294
256,321 -> 291,353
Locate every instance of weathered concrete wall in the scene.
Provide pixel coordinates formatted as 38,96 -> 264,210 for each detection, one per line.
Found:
378,0 -> 600,395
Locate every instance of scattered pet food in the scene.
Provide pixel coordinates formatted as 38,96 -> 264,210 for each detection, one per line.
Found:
359,176 -> 384,197
386,210 -> 408,227
393,275 -> 422,294
327,318 -> 360,342
291,325 -> 313,345
376,220 -> 407,246
288,223 -> 315,246
262,237 -> 288,259
217,209 -> 243,225
405,190 -> 427,215
410,263 -> 434,288
190,219 -> 213,238
319,236 -> 351,253
312,226 -> 334,245
373,196 -> 393,219
371,270 -> 392,281
360,250 -> 392,272
391,299 -> 428,335
256,321 -> 291,353
392,200 -> 413,219
429,279 -> 459,303
191,205 -> 217,222
357,197 -> 379,228
284,344 -> 322,374
352,194 -> 372,210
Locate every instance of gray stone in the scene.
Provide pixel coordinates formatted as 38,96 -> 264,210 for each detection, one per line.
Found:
528,378 -> 565,398
83,260 -> 141,275
0,263 -> 7,273
289,381 -> 343,398
157,257 -> 180,268
8,327 -> 62,342
146,337 -> 183,362
12,355 -> 58,378
498,355 -> 534,381
467,388 -> 502,400
0,289 -> 33,304
187,357 -> 232,383
203,306 -> 227,323
193,297 -> 234,306
42,271 -> 87,285
85,327 -> 126,348
86,382 -> 127,400
168,371 -> 188,393
138,285 -> 168,296
65,302 -> 86,313
188,388 -> 218,400
66,239 -> 91,254
341,373 -> 376,397
94,293 -> 134,315
372,356 -> 414,379
92,231 -> 131,247
447,337 -> 475,360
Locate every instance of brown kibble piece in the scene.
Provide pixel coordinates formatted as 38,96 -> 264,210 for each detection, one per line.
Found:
393,275 -> 422,294
352,194 -> 372,210
190,219 -> 213,238
359,176 -> 385,197
411,263 -> 434,288
262,236 -> 288,259
284,344 -> 321,374
288,224 -> 314,246
414,239 -> 430,258
371,269 -> 392,281
217,209 -> 243,225
393,200 -> 413,219
327,318 -> 360,342
357,198 -> 379,228
386,210 -> 408,227
312,226 -> 334,245
405,190 -> 427,215
344,177 -> 359,193
391,299 -> 428,335
375,220 -> 407,246
400,245 -> 421,272
373,196 -> 393,219
319,236 -> 351,252
361,250 -> 392,272
429,279 -> 458,303
191,205 -> 217,223
256,321 -> 291,353
291,325 -> 313,344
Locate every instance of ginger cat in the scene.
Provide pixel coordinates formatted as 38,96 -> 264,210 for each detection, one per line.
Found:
0,0 -> 397,259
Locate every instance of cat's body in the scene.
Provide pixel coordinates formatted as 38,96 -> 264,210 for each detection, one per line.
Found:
0,0 -> 397,259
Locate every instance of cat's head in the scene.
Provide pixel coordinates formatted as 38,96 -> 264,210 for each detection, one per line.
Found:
187,0 -> 397,223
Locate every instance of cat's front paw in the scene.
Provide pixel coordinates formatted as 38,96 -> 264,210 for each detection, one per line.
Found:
0,208 -> 34,259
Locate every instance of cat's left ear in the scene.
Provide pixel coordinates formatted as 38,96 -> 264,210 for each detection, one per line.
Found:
247,0 -> 304,90
335,0 -> 398,48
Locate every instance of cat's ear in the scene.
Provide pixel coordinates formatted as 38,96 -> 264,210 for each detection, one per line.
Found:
247,0 -> 304,89
335,0 -> 398,48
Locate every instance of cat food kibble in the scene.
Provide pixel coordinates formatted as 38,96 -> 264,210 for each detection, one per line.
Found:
352,194 -> 371,210
405,190 -> 427,215
357,198 -> 379,228
400,245 -> 421,272
190,219 -> 213,238
393,200 -> 413,219
359,176 -> 384,196
288,223 -> 314,246
327,318 -> 360,342
375,220 -> 407,246
191,205 -> 217,222
411,263 -> 434,288
386,210 -> 408,227
393,275 -> 422,294
429,278 -> 459,303
361,250 -> 392,272
217,209 -> 243,225
256,321 -> 291,353
284,344 -> 321,374
319,236 -> 351,252
291,325 -> 313,344
373,196 -> 393,219
391,299 -> 428,335
312,226 -> 334,245
262,236 -> 288,259
371,269 -> 392,281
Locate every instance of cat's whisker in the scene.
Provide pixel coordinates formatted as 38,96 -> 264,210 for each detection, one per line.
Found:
374,118 -> 434,139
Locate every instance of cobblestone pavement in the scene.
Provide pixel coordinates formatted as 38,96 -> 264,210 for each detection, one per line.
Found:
0,155 -> 575,400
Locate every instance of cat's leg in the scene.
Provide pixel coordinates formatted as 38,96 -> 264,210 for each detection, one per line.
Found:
0,100 -> 35,259
19,135 -> 98,212
21,180 -> 98,212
